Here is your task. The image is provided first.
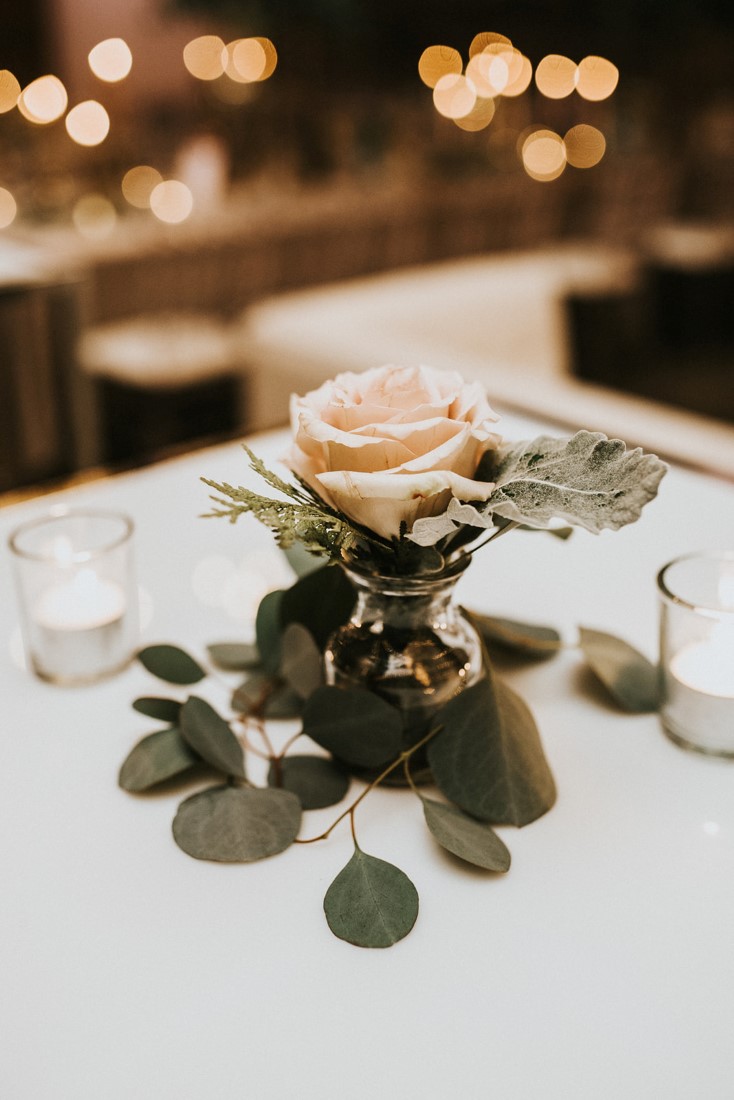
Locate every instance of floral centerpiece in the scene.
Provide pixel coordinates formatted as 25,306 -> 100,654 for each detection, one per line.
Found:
121,365 -> 666,948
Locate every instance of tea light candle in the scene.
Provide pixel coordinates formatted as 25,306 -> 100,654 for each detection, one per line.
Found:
658,552 -> 734,756
9,509 -> 138,685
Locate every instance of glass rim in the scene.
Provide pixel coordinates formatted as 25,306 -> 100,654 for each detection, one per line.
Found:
656,549 -> 734,615
8,506 -> 134,565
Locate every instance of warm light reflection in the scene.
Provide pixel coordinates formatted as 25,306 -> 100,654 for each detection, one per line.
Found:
222,41 -> 252,83
18,75 -> 68,124
88,38 -> 132,82
501,54 -> 533,97
453,96 -> 495,132
575,55 -> 619,101
0,70 -> 21,113
251,37 -> 277,80
149,180 -> 193,224
535,54 -> 577,99
231,38 -> 267,82
418,45 -> 463,89
564,124 -> 606,168
183,35 -> 226,80
468,31 -> 511,58
522,129 -> 567,181
465,51 -> 512,97
210,75 -> 256,105
65,101 -> 110,146
0,187 -> 17,228
433,73 -> 477,119
73,194 -> 117,239
121,165 -> 163,208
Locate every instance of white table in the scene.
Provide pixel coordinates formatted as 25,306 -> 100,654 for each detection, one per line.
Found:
2,411 -> 733,1100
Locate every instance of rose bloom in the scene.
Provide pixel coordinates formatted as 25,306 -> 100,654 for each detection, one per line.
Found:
286,364 -> 501,539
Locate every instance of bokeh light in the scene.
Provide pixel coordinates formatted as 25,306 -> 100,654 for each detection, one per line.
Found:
0,187 -> 17,228
18,76 -> 68,124
65,101 -> 110,146
250,37 -> 277,81
453,96 -> 495,132
501,54 -> 533,97
535,55 -> 577,99
0,71 -> 21,113
231,38 -> 267,82
469,32 -> 511,58
88,38 -> 132,83
418,45 -> 463,89
73,195 -> 117,239
121,165 -> 163,209
575,56 -> 619,101
149,180 -> 193,224
183,36 -> 226,81
522,129 -> 567,181
433,73 -> 477,120
564,124 -> 606,168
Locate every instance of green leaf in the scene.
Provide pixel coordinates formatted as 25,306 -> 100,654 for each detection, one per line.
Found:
263,684 -> 304,720
255,589 -> 285,675
279,623 -> 324,699
468,611 -> 563,661
323,845 -> 419,948
231,670 -> 276,714
302,686 -> 403,768
137,645 -> 206,685
578,627 -> 660,712
268,755 -> 350,809
206,642 -> 261,671
132,697 -> 182,722
172,785 -> 301,862
119,727 -> 199,792
282,541 -> 326,578
421,797 -> 511,871
280,565 -> 356,649
180,696 -> 246,778
427,674 -> 556,826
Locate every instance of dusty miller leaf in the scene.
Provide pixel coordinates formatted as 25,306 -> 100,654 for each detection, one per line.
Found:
579,627 -> 660,712
172,785 -> 301,862
119,727 -> 199,792
137,645 -> 206,685
180,696 -> 246,778
324,845 -> 419,948
427,674 -> 556,826
421,797 -> 511,871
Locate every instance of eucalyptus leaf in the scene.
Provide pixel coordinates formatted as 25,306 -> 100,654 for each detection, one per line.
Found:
428,674 -> 556,826
280,623 -> 324,699
280,565 -> 356,649
282,541 -> 326,578
180,696 -> 246,778
421,797 -> 511,871
137,645 -> 206,685
119,727 -> 199,792
231,670 -> 276,715
132,697 -> 182,722
302,686 -> 403,768
172,785 -> 301,862
206,642 -> 262,671
255,589 -> 285,675
268,755 -> 350,809
323,845 -> 419,948
468,611 -> 563,661
263,684 -> 304,720
578,627 -> 660,712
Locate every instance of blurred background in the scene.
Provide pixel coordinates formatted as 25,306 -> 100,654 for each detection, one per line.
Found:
1,0 -> 733,495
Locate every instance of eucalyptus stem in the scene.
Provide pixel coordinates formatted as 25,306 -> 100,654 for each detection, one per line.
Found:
295,727 -> 439,845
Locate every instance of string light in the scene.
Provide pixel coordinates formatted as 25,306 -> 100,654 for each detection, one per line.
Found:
0,70 -> 20,113
564,124 -> 606,167
183,36 -> 226,81
0,187 -> 17,228
65,101 -> 110,146
522,129 -> 567,180
535,55 -> 577,99
121,166 -> 163,209
149,180 -> 193,224
88,39 -> 132,83
575,56 -> 619,101
18,76 -> 67,124
418,45 -> 463,89
433,74 -> 477,120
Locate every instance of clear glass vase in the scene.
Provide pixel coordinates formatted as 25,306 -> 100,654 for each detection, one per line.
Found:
324,557 -> 483,781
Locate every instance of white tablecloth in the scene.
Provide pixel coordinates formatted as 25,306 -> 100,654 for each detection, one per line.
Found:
1,410 -> 733,1100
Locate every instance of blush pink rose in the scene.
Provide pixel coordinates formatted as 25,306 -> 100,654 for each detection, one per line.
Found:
286,364 -> 501,540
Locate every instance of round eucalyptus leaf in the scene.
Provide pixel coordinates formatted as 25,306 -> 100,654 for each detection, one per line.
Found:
206,642 -> 262,671
231,670 -> 276,715
302,686 -> 403,768
255,589 -> 285,675
137,645 -> 206,685
119,727 -> 199,792
469,611 -> 562,661
132,697 -> 182,723
324,846 -> 419,948
180,696 -> 246,778
279,623 -> 324,699
263,684 -> 304,720
172,785 -> 301,862
422,797 -> 511,871
578,627 -> 660,713
268,755 -> 349,810
280,565 -> 355,649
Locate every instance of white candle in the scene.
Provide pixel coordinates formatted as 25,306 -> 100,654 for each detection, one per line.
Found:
34,568 -> 126,632
670,631 -> 734,699
665,624 -> 734,754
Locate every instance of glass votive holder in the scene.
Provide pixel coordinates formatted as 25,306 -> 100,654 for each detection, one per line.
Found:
8,507 -> 138,685
658,550 -> 734,756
